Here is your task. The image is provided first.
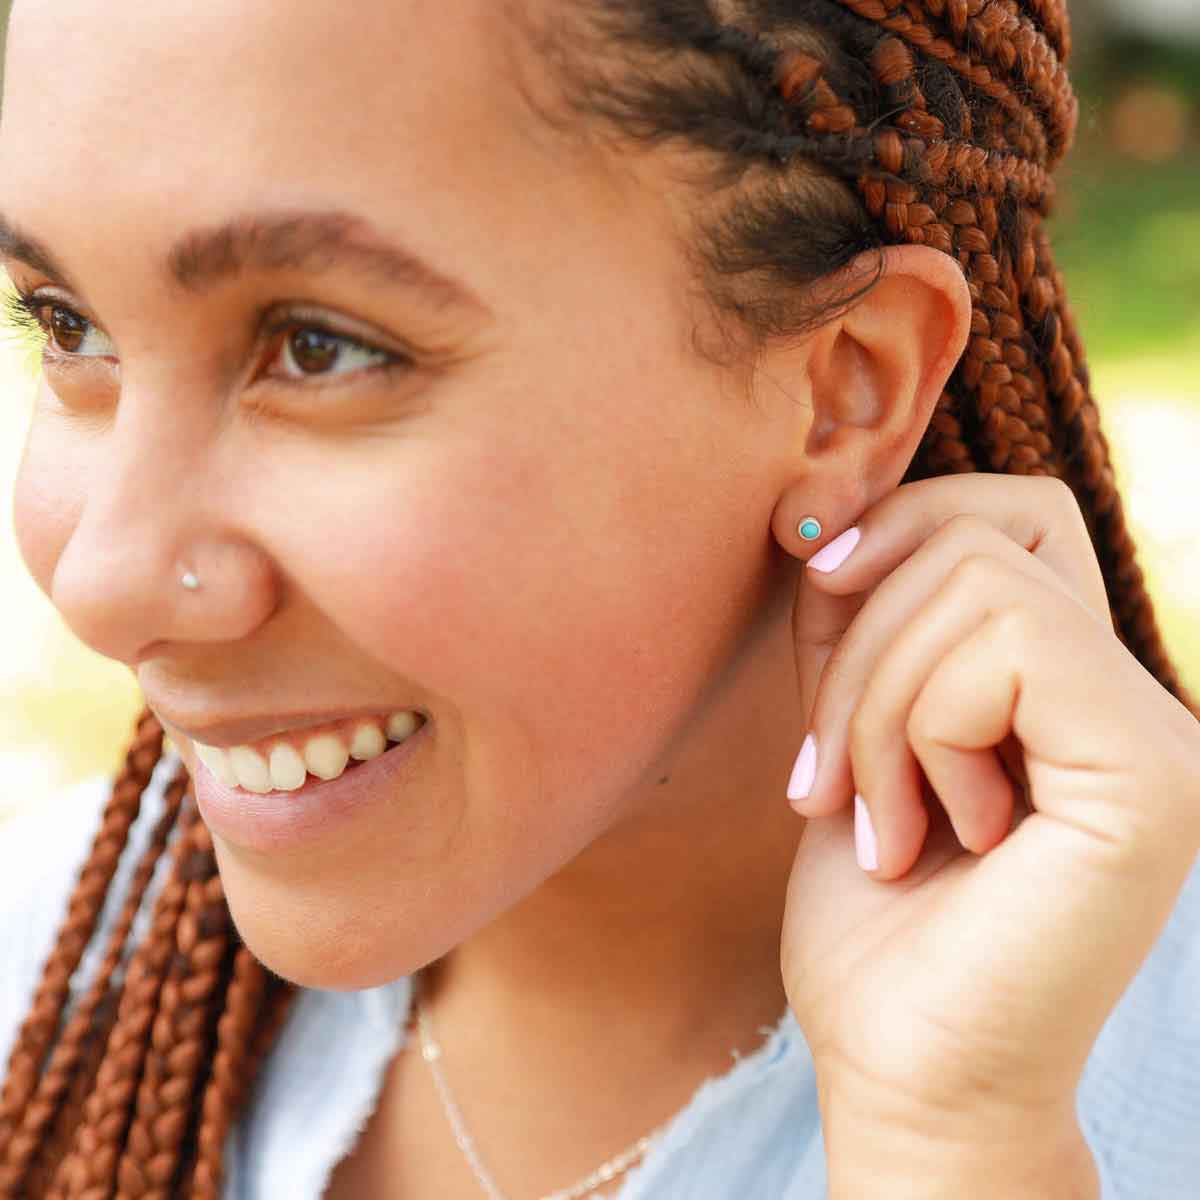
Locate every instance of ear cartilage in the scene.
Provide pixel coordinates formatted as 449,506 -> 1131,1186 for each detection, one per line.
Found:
798,518 -> 822,541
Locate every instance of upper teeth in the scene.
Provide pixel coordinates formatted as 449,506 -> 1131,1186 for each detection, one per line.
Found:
191,710 -> 422,794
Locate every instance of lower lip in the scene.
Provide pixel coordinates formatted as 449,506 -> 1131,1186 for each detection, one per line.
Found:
192,719 -> 430,853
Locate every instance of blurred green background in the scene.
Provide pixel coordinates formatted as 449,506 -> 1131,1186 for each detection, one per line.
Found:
1,1 -> 1197,821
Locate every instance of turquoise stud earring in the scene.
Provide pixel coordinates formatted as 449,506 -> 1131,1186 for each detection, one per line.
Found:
797,517 -> 822,541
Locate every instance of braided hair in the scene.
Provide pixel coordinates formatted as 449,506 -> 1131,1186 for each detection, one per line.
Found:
1,1 -> 1194,1195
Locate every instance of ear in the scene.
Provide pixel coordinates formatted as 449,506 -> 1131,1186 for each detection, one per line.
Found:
766,243 -> 973,558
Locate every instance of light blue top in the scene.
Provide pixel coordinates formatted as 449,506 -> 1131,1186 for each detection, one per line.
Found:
2,749 -> 1199,1198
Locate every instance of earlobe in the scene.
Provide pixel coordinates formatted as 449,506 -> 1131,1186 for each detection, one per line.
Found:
768,477 -> 866,563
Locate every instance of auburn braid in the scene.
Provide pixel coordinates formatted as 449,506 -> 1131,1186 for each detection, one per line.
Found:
2,1 -> 1198,1197
44,791 -> 222,1199
0,704 -> 296,1199
4,753 -> 185,1197
0,713 -> 171,1184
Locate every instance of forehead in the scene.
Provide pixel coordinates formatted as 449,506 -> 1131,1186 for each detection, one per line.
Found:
0,0 -> 588,274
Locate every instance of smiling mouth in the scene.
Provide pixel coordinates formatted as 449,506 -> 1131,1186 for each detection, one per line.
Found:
179,711 -> 427,793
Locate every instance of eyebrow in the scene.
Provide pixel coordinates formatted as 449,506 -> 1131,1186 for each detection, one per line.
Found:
0,207 -> 489,316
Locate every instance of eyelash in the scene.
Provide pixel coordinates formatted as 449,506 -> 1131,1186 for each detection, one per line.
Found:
0,287 -> 414,387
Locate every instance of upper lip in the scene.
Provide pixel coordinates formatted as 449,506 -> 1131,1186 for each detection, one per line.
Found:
151,705 -> 423,750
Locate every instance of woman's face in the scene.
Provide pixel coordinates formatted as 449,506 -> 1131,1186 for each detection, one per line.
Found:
0,0 -> 803,986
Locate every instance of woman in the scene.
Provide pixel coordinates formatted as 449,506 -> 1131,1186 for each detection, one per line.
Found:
0,0 -> 1197,1196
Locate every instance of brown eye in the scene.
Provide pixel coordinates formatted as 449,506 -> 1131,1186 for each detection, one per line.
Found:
49,306 -> 87,354
288,328 -> 341,376
264,317 -> 404,386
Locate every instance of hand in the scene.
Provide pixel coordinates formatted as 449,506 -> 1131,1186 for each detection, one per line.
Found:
778,475 -> 1200,1180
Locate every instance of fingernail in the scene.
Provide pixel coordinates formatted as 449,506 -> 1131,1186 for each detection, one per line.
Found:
808,526 -> 861,574
855,793 -> 878,871
787,733 -> 818,808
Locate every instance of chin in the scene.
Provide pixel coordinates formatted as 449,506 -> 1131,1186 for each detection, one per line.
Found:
211,845 -> 452,993
226,903 -> 441,992
242,942 -> 415,993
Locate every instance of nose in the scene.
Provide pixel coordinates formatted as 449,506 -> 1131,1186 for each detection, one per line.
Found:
46,382 -> 278,665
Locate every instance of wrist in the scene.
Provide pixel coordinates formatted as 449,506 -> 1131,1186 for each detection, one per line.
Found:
817,1068 -> 1100,1200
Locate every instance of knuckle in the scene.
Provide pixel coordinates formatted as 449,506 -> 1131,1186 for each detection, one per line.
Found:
989,602 -> 1034,641
1037,476 -> 1097,561
932,511 -> 984,547
1038,474 -> 1080,517
945,551 -> 1000,593
905,693 -> 937,747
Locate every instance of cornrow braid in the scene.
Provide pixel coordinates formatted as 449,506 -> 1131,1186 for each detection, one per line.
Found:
554,0 -> 1197,709
2,1 -> 1197,1196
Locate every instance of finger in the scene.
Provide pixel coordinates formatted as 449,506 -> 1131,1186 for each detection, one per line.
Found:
805,474 -> 1111,620
789,471 -> 1109,757
793,512 -> 1097,819
848,557 -> 1071,878
899,614 -> 1199,1094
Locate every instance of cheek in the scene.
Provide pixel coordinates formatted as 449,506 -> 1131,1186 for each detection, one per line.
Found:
218,439 -> 756,989
209,368 -> 772,986
10,417 -> 84,601
302,426 -> 758,815
313,453 -> 672,732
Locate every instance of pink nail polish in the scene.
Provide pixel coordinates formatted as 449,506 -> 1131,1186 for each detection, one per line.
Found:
787,733 -> 818,806
808,526 -> 861,574
855,793 -> 878,871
